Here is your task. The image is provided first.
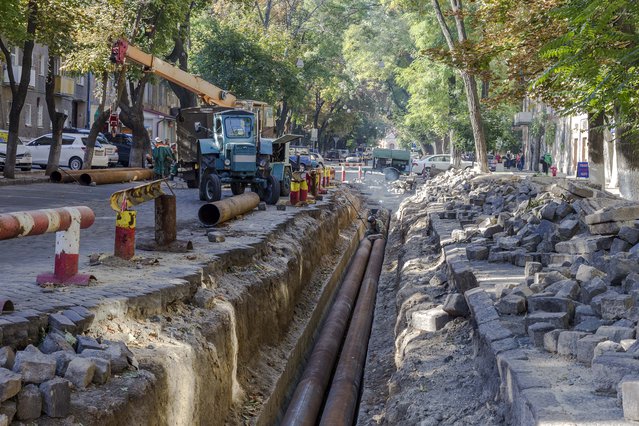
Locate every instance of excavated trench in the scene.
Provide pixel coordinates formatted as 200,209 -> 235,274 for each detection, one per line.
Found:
67,190 -> 377,425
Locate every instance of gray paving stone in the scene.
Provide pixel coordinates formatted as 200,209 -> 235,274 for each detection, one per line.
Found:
13,346 -> 56,384
495,294 -> 526,315
525,311 -> 571,330
88,357 -> 110,385
48,313 -> 77,334
478,319 -> 512,343
39,332 -> 74,355
577,335 -> 609,366
0,348 -> 15,370
64,358 -> 95,389
596,326 -> 635,343
16,384 -> 41,421
592,354 -> 639,395
543,329 -> 563,353
576,265 -> 606,283
0,368 -> 21,402
442,293 -> 469,317
557,331 -> 590,357
528,322 -> 555,348
39,377 -> 71,418
601,294 -> 635,320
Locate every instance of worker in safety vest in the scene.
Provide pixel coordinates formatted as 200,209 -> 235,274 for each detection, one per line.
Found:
152,137 -> 174,179
365,213 -> 385,240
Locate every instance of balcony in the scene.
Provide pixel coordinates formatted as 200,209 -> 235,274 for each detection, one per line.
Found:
2,65 -> 36,88
514,112 -> 533,126
54,75 -> 75,96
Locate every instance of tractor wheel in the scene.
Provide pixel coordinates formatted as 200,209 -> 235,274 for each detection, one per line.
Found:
200,173 -> 222,202
253,175 -> 280,205
280,168 -> 292,196
230,182 -> 246,195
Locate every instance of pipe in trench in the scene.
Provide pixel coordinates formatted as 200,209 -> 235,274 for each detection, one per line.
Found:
197,192 -> 261,226
78,168 -> 154,185
281,238 -> 373,426
319,236 -> 386,426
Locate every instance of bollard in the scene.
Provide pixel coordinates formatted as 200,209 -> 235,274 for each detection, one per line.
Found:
300,178 -> 309,202
358,165 -> 363,180
330,167 -> 335,185
114,210 -> 136,260
290,181 -> 300,205
341,165 -> 346,182
22,207 -> 96,286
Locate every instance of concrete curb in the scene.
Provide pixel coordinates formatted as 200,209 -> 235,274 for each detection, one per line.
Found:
0,176 -> 50,187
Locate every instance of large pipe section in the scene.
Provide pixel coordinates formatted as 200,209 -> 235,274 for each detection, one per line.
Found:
319,237 -> 386,426
51,168 -> 149,183
0,206 -> 95,240
79,168 -> 154,185
198,192 -> 261,226
281,238 -> 373,426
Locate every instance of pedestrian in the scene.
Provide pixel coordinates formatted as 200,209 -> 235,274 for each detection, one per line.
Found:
495,152 -> 501,164
518,152 -> 524,171
542,152 -> 552,175
152,138 -> 174,179
505,151 -> 513,169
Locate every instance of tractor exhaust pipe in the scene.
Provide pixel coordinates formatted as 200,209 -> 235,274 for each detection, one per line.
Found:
281,238 -> 373,426
198,192 -> 261,226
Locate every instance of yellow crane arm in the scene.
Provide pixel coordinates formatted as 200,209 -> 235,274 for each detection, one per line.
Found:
122,43 -> 237,108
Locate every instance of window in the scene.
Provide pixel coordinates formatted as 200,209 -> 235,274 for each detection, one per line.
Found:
61,137 -> 74,145
24,104 -> 32,127
40,55 -> 46,76
224,117 -> 252,139
31,136 -> 52,146
78,75 -> 85,86
37,105 -> 43,128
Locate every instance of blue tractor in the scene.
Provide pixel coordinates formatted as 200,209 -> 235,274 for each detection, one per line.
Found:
176,106 -> 295,204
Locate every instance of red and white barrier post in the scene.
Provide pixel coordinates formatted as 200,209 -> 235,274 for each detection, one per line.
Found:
341,165 -> 346,182
0,206 -> 95,286
358,166 -> 363,180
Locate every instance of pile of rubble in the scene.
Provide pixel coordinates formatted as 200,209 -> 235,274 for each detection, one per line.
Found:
418,168 -> 639,419
0,316 -> 137,423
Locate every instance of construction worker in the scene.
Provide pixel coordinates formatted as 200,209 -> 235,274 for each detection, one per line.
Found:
365,213 -> 385,240
152,137 -> 174,179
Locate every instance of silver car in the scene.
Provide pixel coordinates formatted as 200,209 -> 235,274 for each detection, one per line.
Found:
0,131 -> 32,171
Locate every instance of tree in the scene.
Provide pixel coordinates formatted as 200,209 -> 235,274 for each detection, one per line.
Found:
430,0 -> 489,172
0,0 -> 38,178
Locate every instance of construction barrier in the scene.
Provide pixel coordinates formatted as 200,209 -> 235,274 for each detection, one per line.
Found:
115,210 -> 136,260
290,181 -> 300,205
300,178 -> 309,202
358,166 -> 363,180
341,165 -> 346,182
0,206 -> 95,286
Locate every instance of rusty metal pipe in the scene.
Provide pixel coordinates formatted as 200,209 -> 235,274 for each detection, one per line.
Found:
319,237 -> 386,426
281,238 -> 373,426
198,192 -> 261,226
0,206 -> 95,241
79,168 -> 154,185
51,168 -> 148,183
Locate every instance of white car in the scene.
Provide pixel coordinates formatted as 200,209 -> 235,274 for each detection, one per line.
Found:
27,133 -> 108,170
345,154 -> 363,163
412,154 -> 474,175
0,130 -> 32,171
310,153 -> 324,167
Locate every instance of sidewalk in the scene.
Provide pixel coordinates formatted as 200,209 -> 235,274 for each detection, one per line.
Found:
0,170 -> 49,186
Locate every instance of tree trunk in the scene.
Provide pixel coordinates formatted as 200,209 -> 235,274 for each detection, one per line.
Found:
1,0 -> 37,179
45,57 -> 67,176
276,99 -> 289,137
587,112 -> 605,190
119,77 -> 150,168
84,72 -> 111,169
432,0 -> 489,173
166,28 -> 196,109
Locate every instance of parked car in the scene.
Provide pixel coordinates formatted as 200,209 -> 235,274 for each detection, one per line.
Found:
105,133 -> 132,166
65,128 -> 118,167
310,153 -> 324,167
487,154 -> 497,171
337,149 -> 350,161
0,130 -> 32,171
325,150 -> 341,161
289,154 -> 319,171
345,154 -> 363,163
27,133 -> 108,170
412,154 -> 474,175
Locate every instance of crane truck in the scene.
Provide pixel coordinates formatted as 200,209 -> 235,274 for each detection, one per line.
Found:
111,40 -> 294,204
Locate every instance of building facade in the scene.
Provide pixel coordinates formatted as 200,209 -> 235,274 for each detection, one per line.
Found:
2,44 -> 180,144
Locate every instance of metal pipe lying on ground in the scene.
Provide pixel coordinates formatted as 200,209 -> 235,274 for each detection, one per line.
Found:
79,168 -> 154,185
319,236 -> 386,426
51,168 -> 150,183
197,192 -> 261,226
281,238 -> 373,426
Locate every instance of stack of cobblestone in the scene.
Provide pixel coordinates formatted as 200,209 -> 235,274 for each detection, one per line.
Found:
0,329 -> 136,423
418,168 -> 639,421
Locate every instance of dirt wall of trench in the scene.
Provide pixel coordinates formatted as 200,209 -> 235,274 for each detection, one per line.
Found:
75,193 -> 363,426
